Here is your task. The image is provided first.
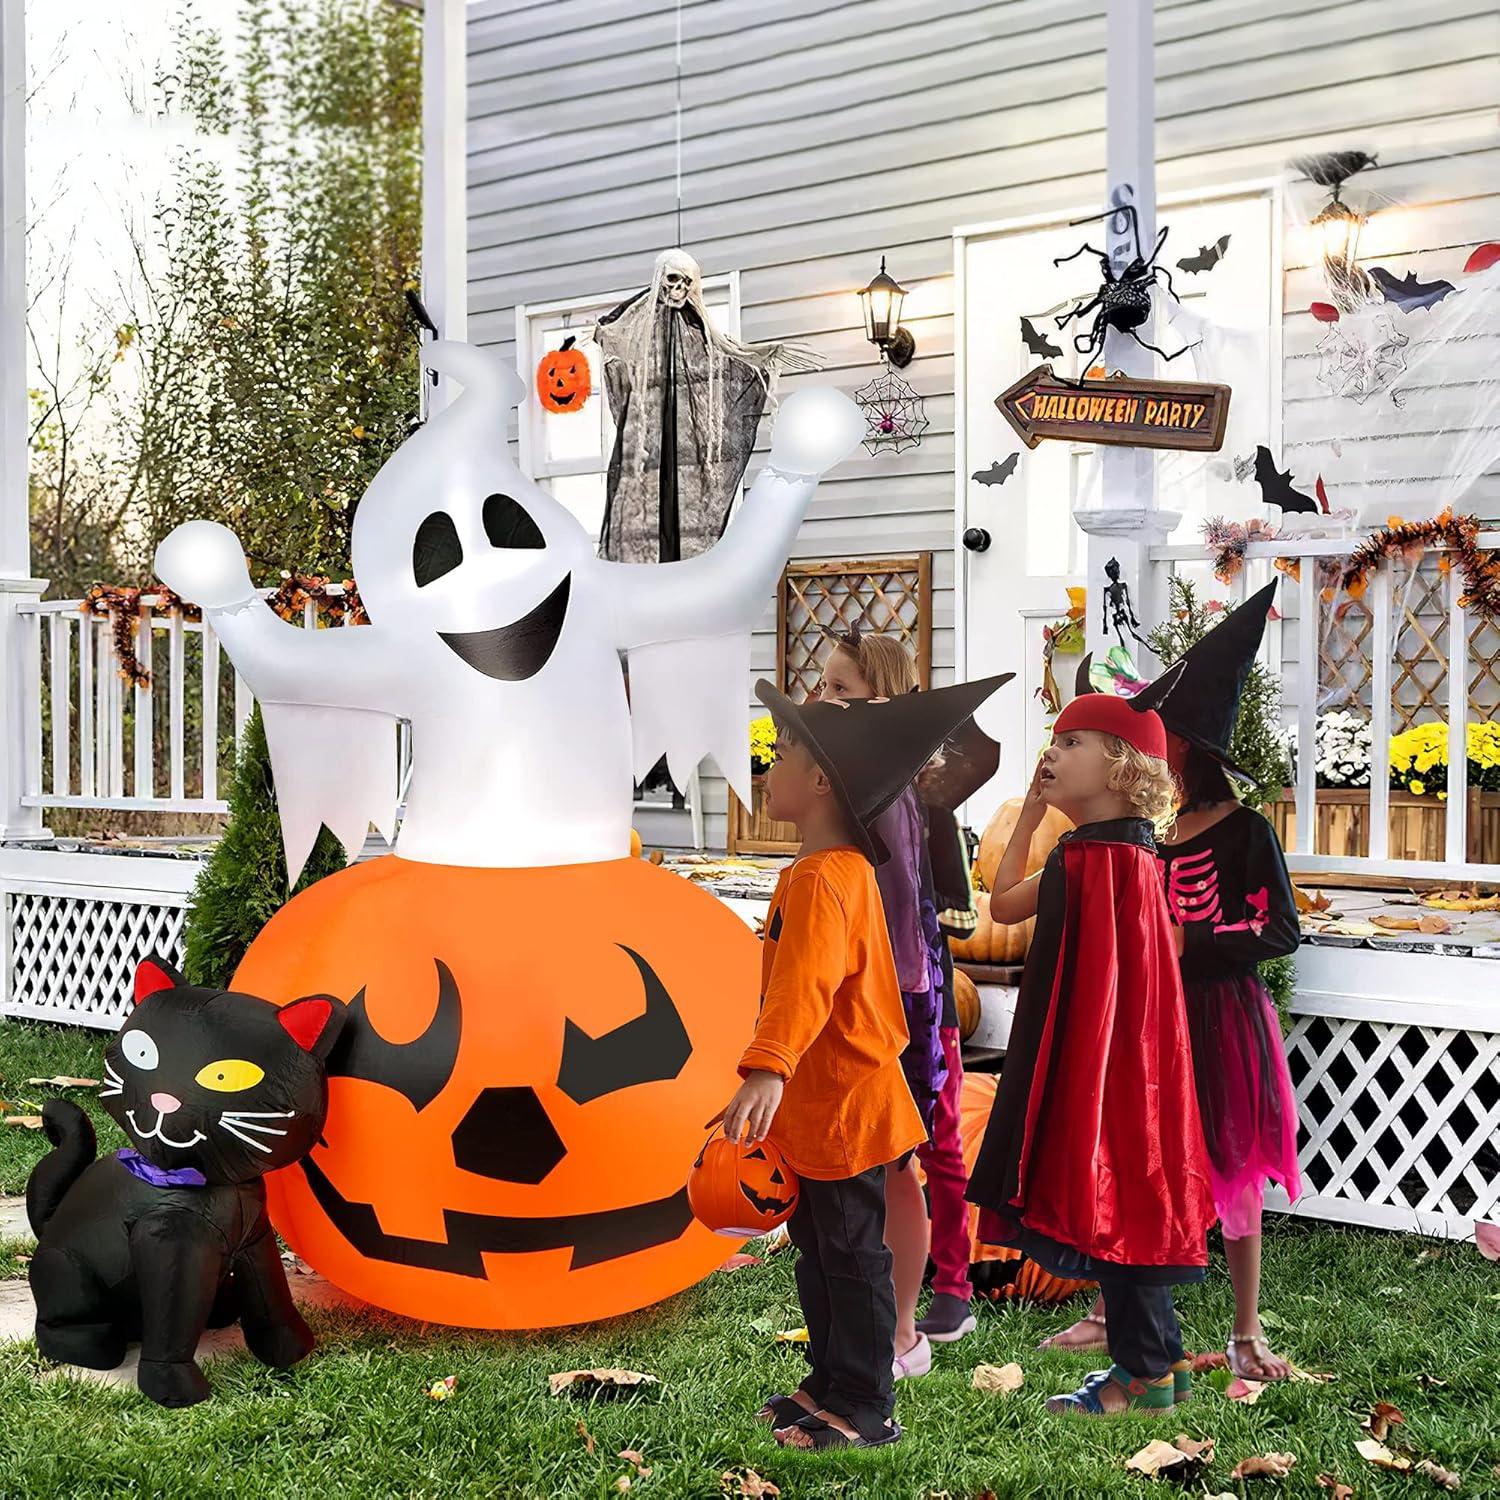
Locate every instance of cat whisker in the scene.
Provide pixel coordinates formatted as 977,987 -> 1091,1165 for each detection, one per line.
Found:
219,1110 -> 297,1119
217,1119 -> 273,1154
98,1087 -> 122,1099
218,1117 -> 287,1137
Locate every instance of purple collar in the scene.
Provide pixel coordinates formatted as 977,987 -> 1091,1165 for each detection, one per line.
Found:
115,1147 -> 208,1189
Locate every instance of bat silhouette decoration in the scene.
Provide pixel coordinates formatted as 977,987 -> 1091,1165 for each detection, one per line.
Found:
1020,316 -> 1063,359
972,454 -> 1020,487
1253,445 -> 1318,514
1177,234 -> 1231,275
1368,266 -> 1456,313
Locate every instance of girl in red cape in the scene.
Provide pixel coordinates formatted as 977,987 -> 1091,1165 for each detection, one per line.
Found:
966,691 -> 1216,1415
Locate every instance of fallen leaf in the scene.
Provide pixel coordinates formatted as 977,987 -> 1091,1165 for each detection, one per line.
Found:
615,1480 -> 631,1494
1475,1221 -> 1500,1262
620,1450 -> 650,1476
1230,1452 -> 1297,1480
1189,1350 -> 1230,1373
1172,1435 -> 1215,1464
2,1116 -> 43,1128
1125,1439 -> 1192,1479
1417,1373 -> 1449,1390
1293,886 -> 1332,914
1286,1363 -> 1337,1384
1356,1438 -> 1412,1472
25,1075 -> 99,1088
1363,1401 -> 1407,1440
774,1327 -> 809,1344
971,1361 -> 1024,1394
1316,1476 -> 1354,1499
1226,1376 -> 1266,1404
1415,1458 -> 1461,1490
577,1420 -> 596,1455
720,1470 -> 780,1498
548,1368 -> 658,1398
717,1253 -> 761,1272
1123,1434 -> 1215,1482
1418,913 -> 1453,935
1372,914 -> 1421,931
426,1375 -> 457,1401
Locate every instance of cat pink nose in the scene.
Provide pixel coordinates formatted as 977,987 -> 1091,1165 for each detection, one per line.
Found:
150,1092 -> 182,1115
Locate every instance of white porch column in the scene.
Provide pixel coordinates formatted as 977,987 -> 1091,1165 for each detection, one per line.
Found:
1074,0 -> 1177,668
1,0 -> 47,843
422,0 -> 468,414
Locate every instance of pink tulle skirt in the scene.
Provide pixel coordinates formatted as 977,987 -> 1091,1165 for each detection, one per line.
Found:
1185,972 -> 1302,1239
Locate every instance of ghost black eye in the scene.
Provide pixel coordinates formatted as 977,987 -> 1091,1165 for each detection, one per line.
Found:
483,493 -> 545,551
413,511 -> 463,587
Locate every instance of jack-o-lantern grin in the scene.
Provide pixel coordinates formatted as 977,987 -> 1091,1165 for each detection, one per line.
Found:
310,946 -> 698,1276
439,573 -> 571,682
739,1146 -> 793,1216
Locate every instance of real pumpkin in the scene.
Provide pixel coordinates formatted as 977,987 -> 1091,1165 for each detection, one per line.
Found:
950,797 -> 1072,966
950,966 -> 981,1041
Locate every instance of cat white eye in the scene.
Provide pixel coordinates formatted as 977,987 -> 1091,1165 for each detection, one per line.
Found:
195,1059 -> 265,1093
121,1030 -> 158,1071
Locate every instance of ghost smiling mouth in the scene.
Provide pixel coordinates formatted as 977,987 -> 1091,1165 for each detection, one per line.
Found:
438,574 -> 571,682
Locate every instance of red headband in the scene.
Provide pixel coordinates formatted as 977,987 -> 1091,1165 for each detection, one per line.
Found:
1053,693 -> 1167,760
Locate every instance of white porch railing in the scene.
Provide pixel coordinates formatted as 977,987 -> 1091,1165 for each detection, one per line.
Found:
1150,531 -> 1500,886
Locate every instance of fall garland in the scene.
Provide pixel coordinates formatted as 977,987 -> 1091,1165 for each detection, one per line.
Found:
84,573 -> 368,687
1338,510 -> 1500,622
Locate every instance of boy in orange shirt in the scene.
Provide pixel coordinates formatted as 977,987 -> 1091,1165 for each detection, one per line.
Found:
721,672 -> 1011,1450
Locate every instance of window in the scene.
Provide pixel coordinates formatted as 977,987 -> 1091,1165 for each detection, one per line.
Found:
515,275 -> 740,548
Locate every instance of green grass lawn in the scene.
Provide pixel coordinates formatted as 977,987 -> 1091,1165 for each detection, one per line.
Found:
2,1020 -> 1498,1498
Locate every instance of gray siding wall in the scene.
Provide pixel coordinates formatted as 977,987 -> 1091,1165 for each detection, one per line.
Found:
467,0 -> 1500,849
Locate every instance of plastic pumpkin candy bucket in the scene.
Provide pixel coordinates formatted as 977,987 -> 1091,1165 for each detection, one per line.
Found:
687,1128 -> 799,1236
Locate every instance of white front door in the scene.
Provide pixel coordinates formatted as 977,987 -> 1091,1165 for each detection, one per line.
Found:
957,189 -> 1277,833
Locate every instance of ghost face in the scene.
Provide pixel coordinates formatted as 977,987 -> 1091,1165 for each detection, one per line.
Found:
349,419 -> 594,684
659,270 -> 693,309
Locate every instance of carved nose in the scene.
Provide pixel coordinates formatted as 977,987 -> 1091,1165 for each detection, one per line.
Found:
150,1092 -> 182,1115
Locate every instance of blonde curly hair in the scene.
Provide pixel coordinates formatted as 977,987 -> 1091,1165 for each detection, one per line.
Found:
1099,734 -> 1179,831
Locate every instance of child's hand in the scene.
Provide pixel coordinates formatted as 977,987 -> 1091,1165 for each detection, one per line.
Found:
1019,759 -> 1049,821
721,1070 -> 785,1145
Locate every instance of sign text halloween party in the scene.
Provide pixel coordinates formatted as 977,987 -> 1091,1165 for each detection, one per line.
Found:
996,364 -> 1231,453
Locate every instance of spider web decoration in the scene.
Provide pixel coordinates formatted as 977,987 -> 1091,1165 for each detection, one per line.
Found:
854,366 -> 929,454
1314,313 -> 1410,406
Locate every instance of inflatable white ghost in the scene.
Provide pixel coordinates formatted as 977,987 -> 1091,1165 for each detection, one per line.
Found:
155,341 -> 864,879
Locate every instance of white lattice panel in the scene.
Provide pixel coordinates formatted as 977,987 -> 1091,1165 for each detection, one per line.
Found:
4,891 -> 185,1029
1279,1012 -> 1500,1237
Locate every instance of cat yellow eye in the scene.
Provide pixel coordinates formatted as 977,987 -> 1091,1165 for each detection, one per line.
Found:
194,1059 -> 265,1093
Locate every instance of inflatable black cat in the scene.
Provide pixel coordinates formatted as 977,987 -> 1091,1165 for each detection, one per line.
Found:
26,956 -> 345,1407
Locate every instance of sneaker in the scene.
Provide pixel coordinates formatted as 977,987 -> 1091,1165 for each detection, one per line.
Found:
892,1331 -> 932,1380
917,1292 -> 978,1344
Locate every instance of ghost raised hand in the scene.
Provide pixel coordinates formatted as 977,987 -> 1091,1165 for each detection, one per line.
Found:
154,341 -> 856,877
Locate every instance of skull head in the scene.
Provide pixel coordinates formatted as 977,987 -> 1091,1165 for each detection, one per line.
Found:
653,248 -> 701,311
660,270 -> 693,308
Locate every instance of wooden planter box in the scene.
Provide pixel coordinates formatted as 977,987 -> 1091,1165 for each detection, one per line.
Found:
726,774 -> 800,856
1267,787 -> 1500,863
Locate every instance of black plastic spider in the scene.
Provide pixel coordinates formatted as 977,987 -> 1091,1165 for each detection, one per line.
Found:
1051,204 -> 1193,382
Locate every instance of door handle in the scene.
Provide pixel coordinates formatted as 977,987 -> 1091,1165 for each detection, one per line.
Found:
962,527 -> 992,553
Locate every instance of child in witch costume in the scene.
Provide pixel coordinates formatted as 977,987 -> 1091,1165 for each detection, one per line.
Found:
721,671 -> 1012,1450
1043,584 -> 1302,1381
967,690 -> 1217,1416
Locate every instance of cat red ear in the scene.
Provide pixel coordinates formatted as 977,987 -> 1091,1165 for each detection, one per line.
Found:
133,957 -> 183,1005
276,995 -> 345,1058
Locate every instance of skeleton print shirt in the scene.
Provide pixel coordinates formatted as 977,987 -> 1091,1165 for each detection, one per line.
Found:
1157,805 -> 1301,980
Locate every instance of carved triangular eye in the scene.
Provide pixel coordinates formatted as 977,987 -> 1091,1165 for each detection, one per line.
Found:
745,1147 -> 767,1161
770,1167 -> 784,1185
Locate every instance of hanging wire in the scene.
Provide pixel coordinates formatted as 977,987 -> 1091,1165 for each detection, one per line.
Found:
674,0 -> 684,248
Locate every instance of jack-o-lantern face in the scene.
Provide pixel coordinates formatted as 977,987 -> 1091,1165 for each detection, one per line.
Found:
236,854 -> 759,1329
687,1134 -> 798,1236
536,336 -> 591,413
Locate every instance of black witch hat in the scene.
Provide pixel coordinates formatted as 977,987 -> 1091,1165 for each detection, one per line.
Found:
755,674 -> 1015,864
1129,580 -> 1277,780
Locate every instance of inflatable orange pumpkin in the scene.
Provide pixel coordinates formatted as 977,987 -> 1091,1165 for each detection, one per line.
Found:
687,1132 -> 799,1236
535,335 -> 591,413
235,854 -> 758,1329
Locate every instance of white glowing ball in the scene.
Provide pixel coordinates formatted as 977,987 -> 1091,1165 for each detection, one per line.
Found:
155,520 -> 256,610
768,386 -> 866,478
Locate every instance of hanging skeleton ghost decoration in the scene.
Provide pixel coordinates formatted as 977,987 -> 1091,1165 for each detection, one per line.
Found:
594,248 -> 817,564
155,341 -> 864,881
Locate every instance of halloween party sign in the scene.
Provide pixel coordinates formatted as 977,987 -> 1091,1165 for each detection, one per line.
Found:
997,363 -> 1231,453
154,342 -> 865,1329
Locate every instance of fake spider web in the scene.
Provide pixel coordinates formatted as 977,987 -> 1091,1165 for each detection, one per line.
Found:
854,367 -> 929,455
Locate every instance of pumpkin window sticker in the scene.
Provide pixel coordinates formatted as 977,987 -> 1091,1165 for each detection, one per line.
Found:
536,335 -> 592,414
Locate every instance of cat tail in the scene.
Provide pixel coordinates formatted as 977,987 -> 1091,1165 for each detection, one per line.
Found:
26,1099 -> 97,1239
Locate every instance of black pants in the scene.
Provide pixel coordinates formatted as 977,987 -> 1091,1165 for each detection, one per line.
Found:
786,1164 -> 895,1439
1098,1277 -> 1185,1380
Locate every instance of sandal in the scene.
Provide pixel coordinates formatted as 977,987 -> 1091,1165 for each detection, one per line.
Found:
774,1412 -> 903,1450
1037,1313 -> 1109,1353
1044,1364 -> 1174,1416
755,1393 -> 812,1426
1227,1333 -> 1290,1382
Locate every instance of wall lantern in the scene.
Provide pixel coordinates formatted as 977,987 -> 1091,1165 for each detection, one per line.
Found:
1294,150 -> 1377,314
858,256 -> 916,368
